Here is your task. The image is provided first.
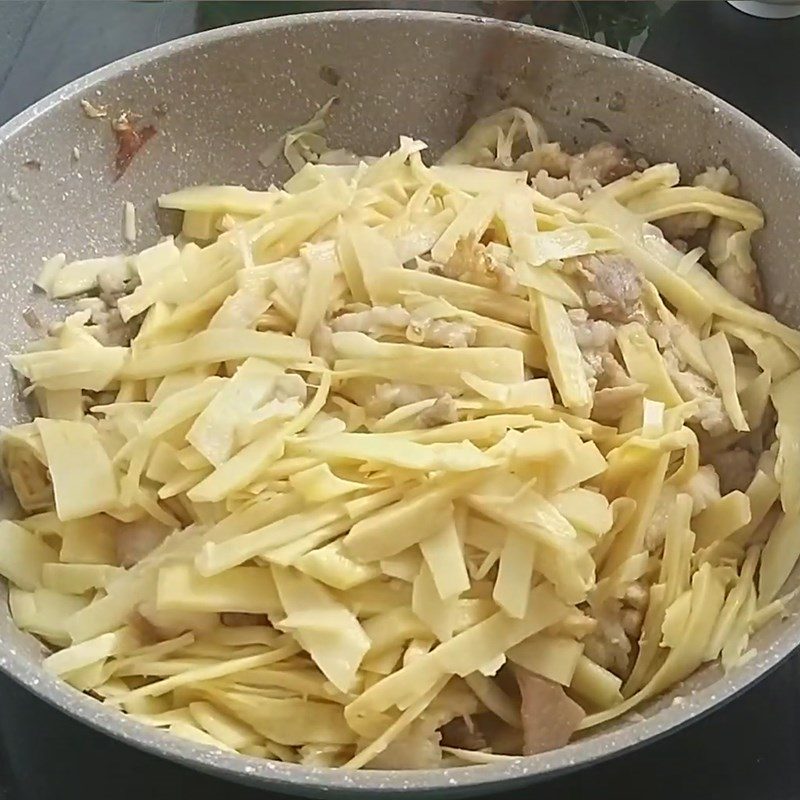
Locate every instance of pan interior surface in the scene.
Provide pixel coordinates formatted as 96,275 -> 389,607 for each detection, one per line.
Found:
0,10 -> 799,796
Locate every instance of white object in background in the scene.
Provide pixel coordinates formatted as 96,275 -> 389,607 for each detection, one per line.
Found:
728,0 -> 800,18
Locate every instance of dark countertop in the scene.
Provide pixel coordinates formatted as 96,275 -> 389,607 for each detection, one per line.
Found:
2,651 -> 800,799
1,2 -> 799,798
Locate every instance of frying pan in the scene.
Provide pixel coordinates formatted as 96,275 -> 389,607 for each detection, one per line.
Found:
0,10 -> 798,797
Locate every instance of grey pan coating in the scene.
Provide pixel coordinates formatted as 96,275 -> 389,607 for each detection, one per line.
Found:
0,10 -> 799,797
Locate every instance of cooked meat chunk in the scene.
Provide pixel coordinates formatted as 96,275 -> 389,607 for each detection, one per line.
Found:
685,465 -> 722,515
592,384 -> 645,424
332,304 -> 410,334
647,318 -> 674,351
696,166 -> 740,195
663,350 -> 732,436
369,681 -> 478,768
757,447 -> 777,478
549,610 -> 598,641
367,722 -> 443,769
569,308 -> 617,351
621,607 -> 644,638
644,487 -> 676,552
442,234 -> 518,294
515,142 -> 573,178
518,141 -> 634,195
624,580 -> 649,610
572,254 -> 643,323
600,353 -> 637,389
568,308 -> 632,391
417,394 -> 459,427
115,520 -> 168,567
658,213 -> 708,243
75,296 -> 138,347
439,717 -> 487,751
530,170 -> 576,199
590,576 -> 647,649
717,257 -> 762,308
407,318 -> 476,349
366,383 -> 450,417
583,602 -> 633,677
331,304 -> 475,348
711,447 -> 758,495
569,142 -> 636,192
514,668 -> 585,755
709,218 -> 763,308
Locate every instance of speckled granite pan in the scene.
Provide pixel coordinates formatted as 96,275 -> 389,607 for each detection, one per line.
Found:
0,10 -> 798,798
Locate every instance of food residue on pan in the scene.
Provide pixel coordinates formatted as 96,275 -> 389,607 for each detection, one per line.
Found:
79,99 -> 157,179
319,65 -> 341,87
80,99 -> 108,119
112,112 -> 157,180
123,201 -> 137,243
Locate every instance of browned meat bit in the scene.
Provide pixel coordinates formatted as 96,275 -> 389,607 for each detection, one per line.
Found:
366,721 -> 443,768
571,254 -> 643,323
570,142 -> 636,189
514,667 -> 585,756
519,142 -> 634,187
443,234 -> 518,294
112,112 -> 156,179
368,681 -> 479,768
519,142 -> 635,197
439,716 -> 487,751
